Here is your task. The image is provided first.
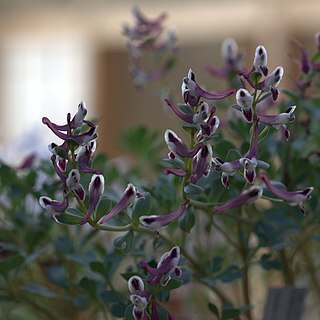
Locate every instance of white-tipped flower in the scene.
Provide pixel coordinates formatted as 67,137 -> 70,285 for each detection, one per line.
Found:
236,89 -> 253,109
253,45 -> 268,68
128,276 -> 145,293
221,38 -> 239,62
193,101 -> 209,124
73,101 -> 88,129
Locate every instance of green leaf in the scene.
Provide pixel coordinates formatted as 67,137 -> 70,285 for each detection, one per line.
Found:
312,52 -> 320,62
260,253 -> 282,270
90,261 -> 108,279
184,183 -> 204,194
212,256 -> 223,273
0,255 -> 24,274
179,208 -> 195,233
164,279 -> 182,290
124,304 -> 134,320
218,265 -> 243,283
54,208 -> 84,225
208,303 -> 220,318
250,71 -> 262,84
221,308 -> 240,320
132,192 -> 150,226
79,277 -> 97,299
182,125 -> 199,135
21,283 -> 61,298
113,229 -> 134,253
231,104 -> 242,112
178,104 -> 193,115
100,290 -> 124,304
111,303 -> 126,317
258,126 -> 270,143
94,197 -> 114,222
161,158 -> 186,170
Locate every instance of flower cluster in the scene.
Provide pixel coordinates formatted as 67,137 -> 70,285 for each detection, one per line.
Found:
39,102 -> 142,225
123,6 -> 178,89
127,246 -> 181,319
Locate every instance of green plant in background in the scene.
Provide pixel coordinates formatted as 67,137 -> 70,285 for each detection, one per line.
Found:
1,7 -> 320,320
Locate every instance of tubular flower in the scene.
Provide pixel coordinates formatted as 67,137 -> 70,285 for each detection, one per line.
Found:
199,106 -> 219,140
39,195 -> 68,218
253,45 -> 268,76
139,200 -> 189,230
212,157 -> 242,188
190,144 -> 213,184
193,101 -> 210,124
213,186 -> 263,215
163,168 -> 186,177
259,172 -> 314,216
182,69 -> 236,106
76,140 -> 103,174
164,129 -> 203,159
80,174 -> 105,224
164,99 -> 194,124
236,88 -> 253,123
140,246 -> 181,286
205,38 -> 244,77
99,184 -> 143,224
258,106 -> 296,141
263,66 -> 284,101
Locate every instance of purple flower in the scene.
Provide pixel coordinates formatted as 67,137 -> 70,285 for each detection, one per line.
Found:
212,157 -> 242,188
236,89 -> 253,123
139,200 -> 189,230
66,169 -> 85,201
182,69 -> 236,106
205,38 -> 244,78
39,195 -> 68,217
213,186 -> 263,215
140,246 -> 181,286
128,276 -> 145,293
190,144 -> 212,184
258,105 -> 296,141
80,174 -> 105,224
164,99 -> 194,124
163,168 -> 186,177
76,140 -> 103,174
253,45 -> 268,76
99,184 -> 143,224
263,66 -> 284,101
164,129 -> 203,159
259,172 -> 314,216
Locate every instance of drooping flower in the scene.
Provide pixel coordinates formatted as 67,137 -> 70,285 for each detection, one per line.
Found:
199,105 -> 219,140
164,129 -> 203,159
80,174 -> 105,224
66,169 -> 85,201
182,69 -> 236,106
99,184 -> 143,224
190,144 -> 213,184
164,99 -> 194,124
236,88 -> 253,123
212,157 -> 242,188
76,140 -> 103,174
140,246 -> 182,286
39,195 -> 68,217
139,200 -> 189,230
213,186 -> 263,214
259,172 -> 314,216
258,105 -> 296,141
263,66 -> 284,101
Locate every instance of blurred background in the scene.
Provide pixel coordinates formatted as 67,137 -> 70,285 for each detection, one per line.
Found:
0,0 -> 319,161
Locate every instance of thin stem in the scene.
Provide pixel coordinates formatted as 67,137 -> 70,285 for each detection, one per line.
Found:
278,248 -> 295,285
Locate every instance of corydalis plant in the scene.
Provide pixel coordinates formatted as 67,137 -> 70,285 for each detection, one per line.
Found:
123,6 -> 178,89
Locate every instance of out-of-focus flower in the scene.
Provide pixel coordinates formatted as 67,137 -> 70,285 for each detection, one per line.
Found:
139,200 -> 189,230
99,184 -> 143,224
140,246 -> 181,286
253,45 -> 268,76
213,186 -> 263,214
259,172 -> 314,216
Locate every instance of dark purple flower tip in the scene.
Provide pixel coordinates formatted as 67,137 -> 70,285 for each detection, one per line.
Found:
213,185 -> 263,215
128,276 -> 145,293
253,45 -> 268,69
51,155 -> 67,185
242,107 -> 253,123
190,144 -> 212,184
